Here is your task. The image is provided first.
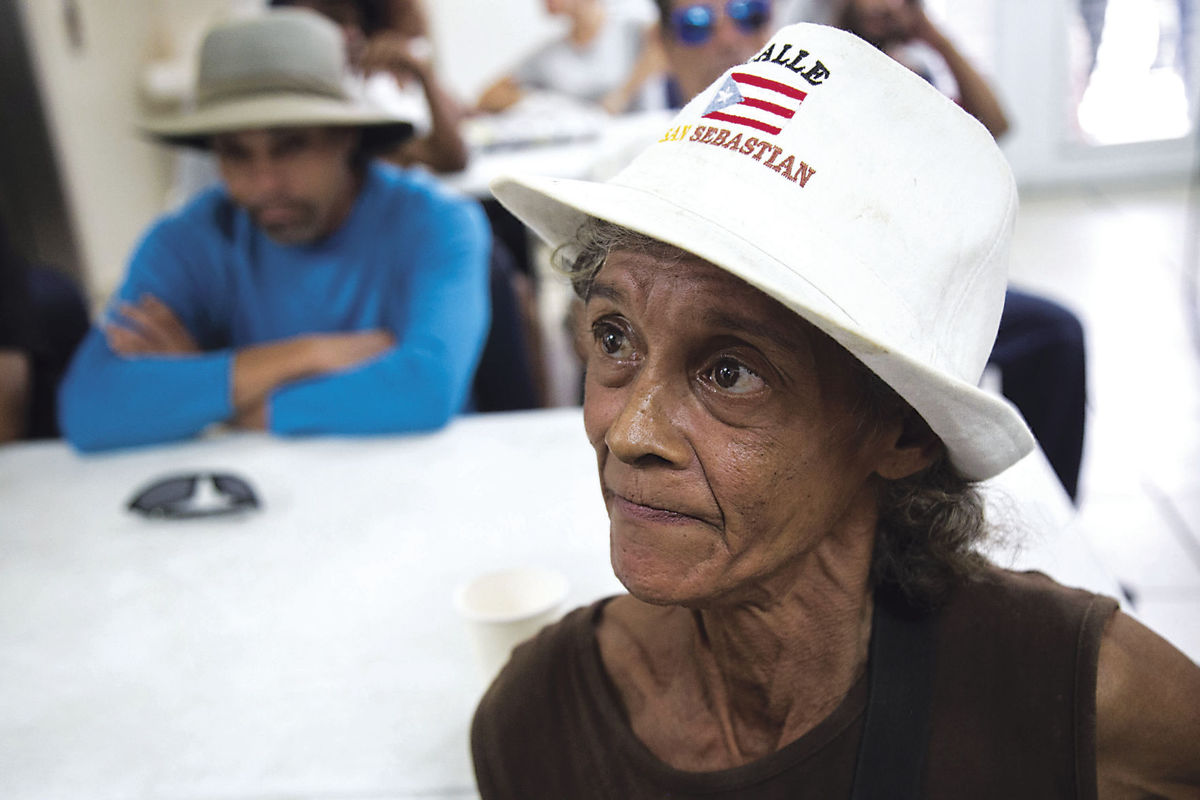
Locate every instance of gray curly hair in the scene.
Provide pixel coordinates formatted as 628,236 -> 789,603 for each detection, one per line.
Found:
561,218 -> 990,607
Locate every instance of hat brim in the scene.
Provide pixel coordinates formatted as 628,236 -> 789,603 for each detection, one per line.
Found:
492,173 -> 1034,482
140,92 -> 414,150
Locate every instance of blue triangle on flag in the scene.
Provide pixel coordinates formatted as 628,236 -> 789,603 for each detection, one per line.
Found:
703,76 -> 744,116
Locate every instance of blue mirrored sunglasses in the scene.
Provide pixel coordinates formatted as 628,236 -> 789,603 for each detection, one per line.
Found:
670,0 -> 772,46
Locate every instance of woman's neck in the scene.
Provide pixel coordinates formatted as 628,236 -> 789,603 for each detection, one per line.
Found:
568,0 -> 605,47
690,563 -> 874,763
598,507 -> 880,770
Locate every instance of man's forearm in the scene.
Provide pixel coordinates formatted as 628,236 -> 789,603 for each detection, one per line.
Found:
0,349 -> 31,443
231,330 -> 396,423
231,338 -> 321,418
396,65 -> 469,172
58,329 -> 235,452
922,26 -> 1010,140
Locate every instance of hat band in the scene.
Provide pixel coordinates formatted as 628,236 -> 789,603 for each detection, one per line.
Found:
197,72 -> 346,107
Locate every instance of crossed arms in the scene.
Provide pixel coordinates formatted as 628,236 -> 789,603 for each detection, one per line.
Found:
104,294 -> 395,430
58,194 -> 491,452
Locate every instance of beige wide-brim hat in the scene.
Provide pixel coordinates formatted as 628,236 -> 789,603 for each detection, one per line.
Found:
141,9 -> 413,149
492,23 -> 1035,481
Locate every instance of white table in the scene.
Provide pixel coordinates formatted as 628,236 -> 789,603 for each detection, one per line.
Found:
444,108 -> 675,198
0,408 -> 1122,800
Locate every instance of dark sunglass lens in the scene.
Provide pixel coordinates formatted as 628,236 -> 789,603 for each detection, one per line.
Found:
729,0 -> 770,31
212,474 -> 259,506
130,476 -> 196,512
675,5 -> 716,45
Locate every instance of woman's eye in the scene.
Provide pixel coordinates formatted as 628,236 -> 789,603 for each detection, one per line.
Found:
706,357 -> 765,395
592,321 -> 631,358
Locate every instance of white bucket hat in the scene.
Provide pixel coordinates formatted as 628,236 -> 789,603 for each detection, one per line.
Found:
141,8 -> 413,149
491,22 -> 1034,481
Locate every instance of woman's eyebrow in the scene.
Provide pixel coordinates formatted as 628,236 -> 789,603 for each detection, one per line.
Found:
705,311 -> 807,352
585,283 -> 624,304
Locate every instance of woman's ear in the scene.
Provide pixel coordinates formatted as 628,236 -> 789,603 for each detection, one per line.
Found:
875,410 -> 942,480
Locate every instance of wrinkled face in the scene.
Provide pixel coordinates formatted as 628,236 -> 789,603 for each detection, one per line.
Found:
213,127 -> 361,246
846,0 -> 911,45
582,249 -> 904,607
663,0 -> 774,101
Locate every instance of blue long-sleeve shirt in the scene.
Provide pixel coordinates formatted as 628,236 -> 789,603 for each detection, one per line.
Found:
59,163 -> 491,452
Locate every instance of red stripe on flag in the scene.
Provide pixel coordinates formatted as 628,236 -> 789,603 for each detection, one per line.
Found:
739,97 -> 796,119
703,111 -> 781,135
730,72 -> 809,102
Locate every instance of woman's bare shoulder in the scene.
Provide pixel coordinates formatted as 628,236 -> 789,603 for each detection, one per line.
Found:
1095,610 -> 1200,799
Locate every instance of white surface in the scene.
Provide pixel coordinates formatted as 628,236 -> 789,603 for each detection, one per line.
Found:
445,108 -> 673,198
1006,180 -> 1200,665
454,566 -> 569,685
0,407 -> 1124,799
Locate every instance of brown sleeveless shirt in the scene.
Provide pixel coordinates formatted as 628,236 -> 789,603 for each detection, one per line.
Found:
471,567 -> 1118,799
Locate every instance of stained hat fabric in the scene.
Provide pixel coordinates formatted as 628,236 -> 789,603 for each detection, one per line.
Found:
491,22 -> 1035,481
140,8 -> 413,148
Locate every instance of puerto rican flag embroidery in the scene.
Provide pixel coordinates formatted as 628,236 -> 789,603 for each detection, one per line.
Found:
702,72 -> 807,135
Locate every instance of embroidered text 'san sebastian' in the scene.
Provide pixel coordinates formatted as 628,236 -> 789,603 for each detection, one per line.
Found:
684,125 -> 816,187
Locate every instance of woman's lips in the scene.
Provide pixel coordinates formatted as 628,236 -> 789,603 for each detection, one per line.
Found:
611,494 -> 701,525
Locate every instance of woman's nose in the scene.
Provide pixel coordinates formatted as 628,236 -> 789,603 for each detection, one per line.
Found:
603,372 -> 691,468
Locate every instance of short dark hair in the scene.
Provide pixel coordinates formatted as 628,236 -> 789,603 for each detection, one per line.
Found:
563,218 -> 990,607
269,0 -> 390,36
652,0 -> 672,26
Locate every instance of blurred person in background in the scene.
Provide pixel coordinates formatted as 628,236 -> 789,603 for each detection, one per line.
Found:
654,0 -> 776,108
834,0 -> 1088,502
59,9 -> 490,452
833,0 -> 1008,138
476,0 -> 663,115
0,216 -> 89,443
272,0 -> 469,172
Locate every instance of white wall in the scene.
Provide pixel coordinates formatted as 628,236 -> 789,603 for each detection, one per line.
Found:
425,0 -> 657,104
994,0 -> 1198,187
17,0 -> 168,304
424,0 -> 566,104
16,0 -> 249,305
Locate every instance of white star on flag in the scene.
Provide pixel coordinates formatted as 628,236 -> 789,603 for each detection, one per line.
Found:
701,71 -> 808,136
703,76 -> 745,116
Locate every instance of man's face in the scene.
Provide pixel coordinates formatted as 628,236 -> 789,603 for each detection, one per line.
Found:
663,0 -> 774,102
846,0 -> 912,46
212,127 -> 361,246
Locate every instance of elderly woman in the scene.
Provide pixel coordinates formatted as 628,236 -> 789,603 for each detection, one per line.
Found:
471,23 -> 1200,798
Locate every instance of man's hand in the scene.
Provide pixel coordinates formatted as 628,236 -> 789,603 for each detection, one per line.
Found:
360,31 -> 430,87
231,330 -> 396,425
902,3 -> 938,43
308,329 -> 396,373
105,294 -> 200,356
230,399 -> 268,431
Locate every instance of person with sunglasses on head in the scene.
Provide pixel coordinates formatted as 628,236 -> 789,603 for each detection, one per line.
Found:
57,9 -> 490,452
655,0 -> 776,109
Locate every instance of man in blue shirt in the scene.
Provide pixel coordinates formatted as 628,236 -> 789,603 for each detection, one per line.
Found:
59,9 -> 490,451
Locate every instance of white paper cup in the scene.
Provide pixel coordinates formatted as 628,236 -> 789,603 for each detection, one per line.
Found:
454,566 -> 569,684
